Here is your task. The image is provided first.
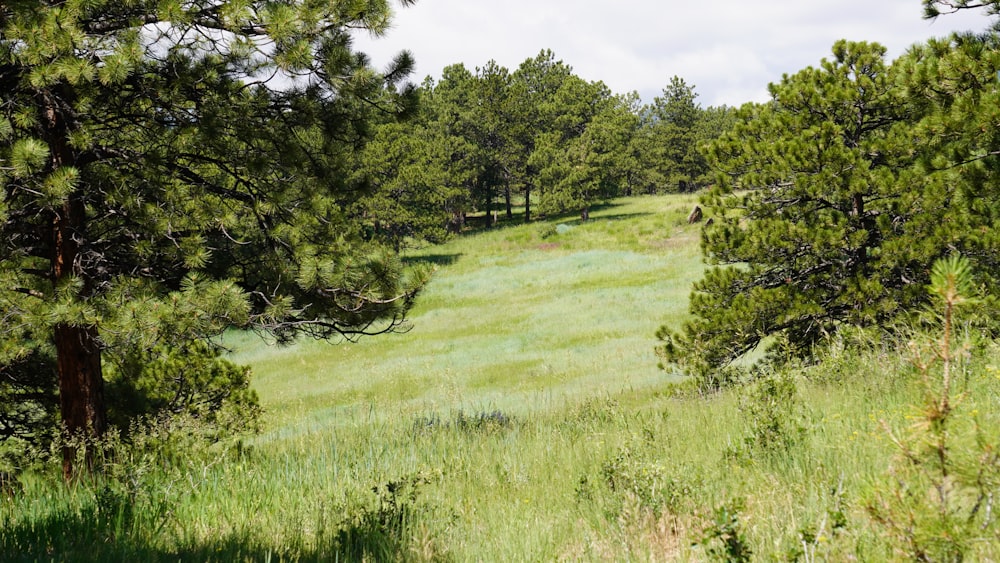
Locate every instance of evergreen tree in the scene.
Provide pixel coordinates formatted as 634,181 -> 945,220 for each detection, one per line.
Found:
471,60 -> 520,222
351,119 -> 464,250
530,88 -> 636,219
419,67 -> 480,230
924,0 -> 1000,22
633,77 -> 710,193
0,0 -> 423,476
529,76 -> 631,219
423,62 -> 517,227
658,40 -> 1000,379
899,32 -> 1000,276
653,76 -> 705,191
512,50 -> 575,221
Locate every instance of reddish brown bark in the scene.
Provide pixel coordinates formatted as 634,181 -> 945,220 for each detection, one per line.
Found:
54,323 -> 105,478
43,89 -> 107,479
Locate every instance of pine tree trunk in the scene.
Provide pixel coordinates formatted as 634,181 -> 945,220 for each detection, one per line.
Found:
53,195 -> 106,479
54,323 -> 105,479
504,181 -> 513,219
524,184 -> 532,223
43,90 -> 107,479
486,184 -> 494,228
852,192 -> 871,267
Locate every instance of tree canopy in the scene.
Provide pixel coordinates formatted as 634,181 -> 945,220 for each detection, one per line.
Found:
387,51 -> 720,229
924,0 -> 1000,22
0,0 -> 425,476
659,35 -> 1000,382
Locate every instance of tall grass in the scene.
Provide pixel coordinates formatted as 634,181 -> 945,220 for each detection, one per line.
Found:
2,195 -> 999,561
238,195 -> 703,429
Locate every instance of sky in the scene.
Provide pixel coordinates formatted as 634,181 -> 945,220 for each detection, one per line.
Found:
353,1 -> 994,107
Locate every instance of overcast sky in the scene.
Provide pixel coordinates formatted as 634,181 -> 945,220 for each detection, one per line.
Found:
354,1 -> 993,107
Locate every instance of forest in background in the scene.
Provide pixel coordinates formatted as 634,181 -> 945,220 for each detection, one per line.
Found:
349,51 -> 733,250
1,0 -> 999,560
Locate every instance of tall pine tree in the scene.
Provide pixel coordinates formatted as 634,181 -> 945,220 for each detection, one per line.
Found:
0,0 -> 423,476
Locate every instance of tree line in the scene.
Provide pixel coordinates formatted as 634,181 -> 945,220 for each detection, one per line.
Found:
349,51 -> 735,250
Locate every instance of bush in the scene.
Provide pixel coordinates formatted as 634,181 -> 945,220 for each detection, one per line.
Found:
599,446 -> 699,517
332,470 -> 449,561
105,340 -> 260,437
697,499 -> 753,562
413,409 -> 514,435
728,370 -> 807,461
0,338 -> 259,474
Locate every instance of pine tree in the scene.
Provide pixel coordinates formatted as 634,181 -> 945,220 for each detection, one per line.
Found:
351,118 -> 465,250
924,0 -> 1000,22
512,50 -> 575,221
528,75 -> 630,219
0,0 -> 423,476
658,40 -> 1000,380
638,77 -> 709,192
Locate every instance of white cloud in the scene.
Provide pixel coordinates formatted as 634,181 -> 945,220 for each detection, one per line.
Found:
357,0 -> 994,107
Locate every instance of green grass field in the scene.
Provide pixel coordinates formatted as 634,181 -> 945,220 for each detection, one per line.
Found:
237,196 -> 703,425
4,194 -> 1000,561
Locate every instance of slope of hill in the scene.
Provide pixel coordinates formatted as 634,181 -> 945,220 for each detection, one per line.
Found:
5,194 -> 1000,561
234,194 -> 705,430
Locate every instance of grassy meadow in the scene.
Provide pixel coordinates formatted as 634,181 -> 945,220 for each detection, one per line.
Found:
3,194 -> 1000,561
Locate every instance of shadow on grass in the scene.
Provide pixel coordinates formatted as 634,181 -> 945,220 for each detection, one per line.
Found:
463,201 -> 628,233
555,211 -> 654,226
0,496 -> 445,562
402,253 -> 462,268
461,202 -> 668,236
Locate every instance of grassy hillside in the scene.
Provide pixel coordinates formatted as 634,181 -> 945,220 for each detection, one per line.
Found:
231,195 -> 704,429
4,194 -> 1000,561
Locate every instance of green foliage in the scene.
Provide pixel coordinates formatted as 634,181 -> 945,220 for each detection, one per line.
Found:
599,446 -> 699,517
698,499 -> 753,562
402,50 -> 660,226
333,470 -> 447,562
0,0 -> 426,465
924,0 -> 1000,23
731,370 -> 807,459
3,412 -> 260,561
412,410 -> 514,435
866,256 -> 1000,561
352,120 -> 464,250
659,38 -> 1000,380
784,481 -> 849,562
632,77 -> 717,193
104,340 -> 259,434
3,194 -> 1000,560
419,60 -> 523,224
529,77 -> 635,218
0,343 -> 58,446
529,88 -> 637,215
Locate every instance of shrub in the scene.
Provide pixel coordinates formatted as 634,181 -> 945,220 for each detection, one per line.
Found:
599,446 -> 699,517
105,340 -> 260,437
413,409 -> 514,435
332,470 -> 449,561
726,370 -> 807,462
697,499 -> 753,562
